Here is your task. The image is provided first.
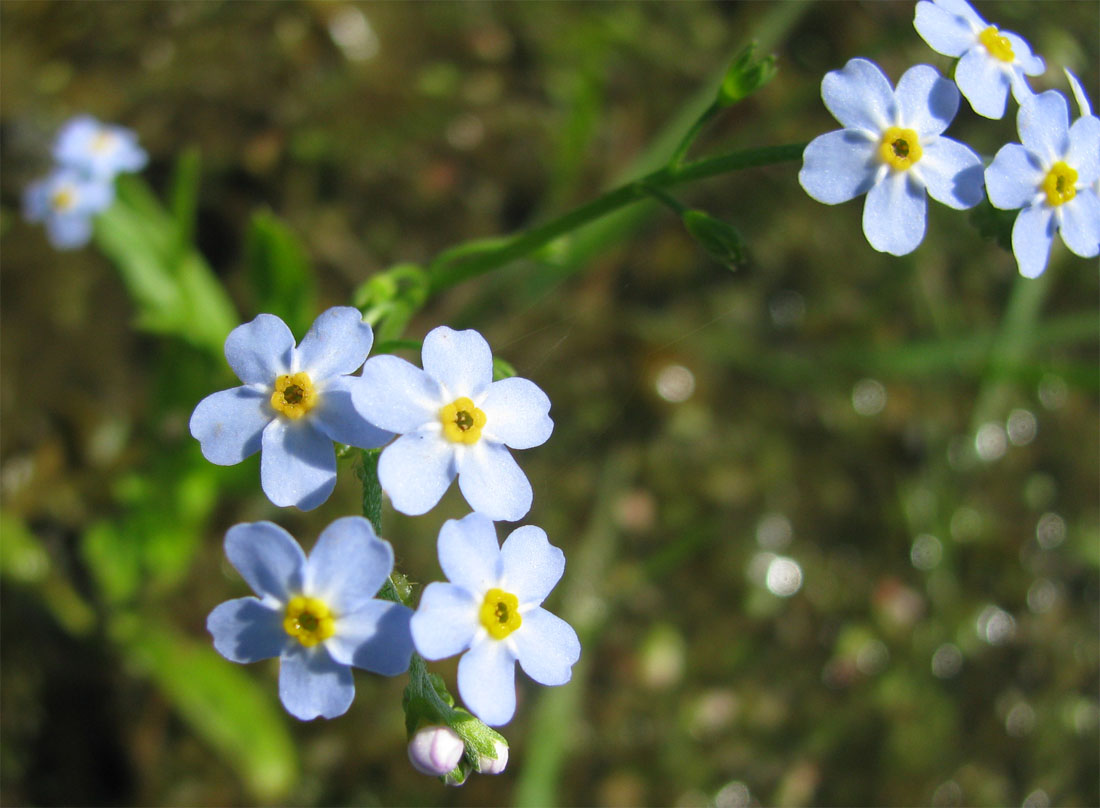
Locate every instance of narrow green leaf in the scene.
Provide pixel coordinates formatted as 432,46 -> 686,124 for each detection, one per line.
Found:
245,210 -> 316,338
170,146 -> 202,256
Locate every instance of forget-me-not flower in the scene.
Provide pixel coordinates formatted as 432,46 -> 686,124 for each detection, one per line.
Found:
355,326 -> 553,522
190,307 -> 392,510
207,517 -> 414,720
985,90 -> 1100,278
914,0 -> 1044,119
410,513 -> 580,726
800,58 -> 985,255
53,115 -> 148,180
23,167 -> 114,249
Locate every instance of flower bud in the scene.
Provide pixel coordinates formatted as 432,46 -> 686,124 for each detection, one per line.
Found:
408,725 -> 465,776
476,738 -> 509,775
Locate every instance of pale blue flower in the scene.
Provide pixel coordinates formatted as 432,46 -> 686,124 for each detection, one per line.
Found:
985,90 -> 1100,278
410,513 -> 580,726
190,307 -> 392,510
207,517 -> 414,721
53,115 -> 147,180
1064,69 -> 1100,199
800,58 -> 984,256
23,167 -> 113,250
914,0 -> 1044,119
355,326 -> 553,522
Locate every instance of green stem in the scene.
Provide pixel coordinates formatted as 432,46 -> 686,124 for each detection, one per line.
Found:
666,101 -> 721,169
427,141 -> 806,293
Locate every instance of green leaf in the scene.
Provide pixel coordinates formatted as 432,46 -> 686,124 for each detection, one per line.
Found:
681,209 -> 747,270
169,147 -> 202,255
492,356 -> 517,381
82,520 -> 143,604
245,210 -> 316,338
718,41 -> 778,107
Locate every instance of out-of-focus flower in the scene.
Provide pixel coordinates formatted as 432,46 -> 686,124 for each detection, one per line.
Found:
407,725 -> 465,776
410,513 -> 580,726
22,168 -> 113,249
356,326 -> 553,521
800,58 -> 984,255
914,0 -> 1044,118
985,90 -> 1100,277
190,307 -> 392,510
206,518 -> 414,720
53,115 -> 147,180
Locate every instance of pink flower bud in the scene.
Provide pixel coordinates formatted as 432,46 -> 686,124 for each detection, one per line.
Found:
477,739 -> 509,775
408,725 -> 464,776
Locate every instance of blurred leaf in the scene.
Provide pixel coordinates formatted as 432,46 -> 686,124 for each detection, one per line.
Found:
170,147 -> 202,254
82,520 -> 143,605
120,621 -> 298,801
682,209 -> 747,270
246,210 -> 316,338
492,356 -> 517,381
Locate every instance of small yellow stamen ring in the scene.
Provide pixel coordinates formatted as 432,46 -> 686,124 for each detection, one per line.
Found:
1041,161 -> 1078,207
439,396 -> 487,444
978,26 -> 1015,63
283,595 -> 336,647
879,127 -> 922,171
92,131 -> 115,153
479,588 -> 522,640
51,187 -> 76,212
270,372 -> 318,419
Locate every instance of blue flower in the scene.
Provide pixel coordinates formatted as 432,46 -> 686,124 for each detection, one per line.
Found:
985,90 -> 1100,278
190,307 -> 392,510
914,0 -> 1044,119
355,326 -> 553,522
410,513 -> 580,726
53,115 -> 147,180
207,517 -> 414,721
799,58 -> 985,256
23,167 -> 114,250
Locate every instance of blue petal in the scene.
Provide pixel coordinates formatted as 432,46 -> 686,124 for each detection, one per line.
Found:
260,419 -> 337,510
986,143 -> 1044,210
896,64 -> 959,137
208,597 -> 287,663
189,386 -> 270,465
457,639 -> 517,726
456,441 -> 532,522
480,377 -> 553,450
23,178 -> 50,222
1058,191 -> 1100,259
913,1 -> 974,57
422,326 -> 494,399
930,0 -> 984,28
1065,69 -> 1093,118
278,645 -> 354,720
225,314 -> 295,386
327,600 -> 414,675
355,355 -> 442,433
862,170 -> 927,256
513,608 -> 580,687
377,429 -> 456,516
294,307 -> 374,381
410,582 -> 480,660
1067,115 -> 1100,187
1011,204 -> 1055,278
798,130 -> 878,205
311,376 -> 393,449
821,58 -> 895,134
1002,31 -> 1044,78
955,47 -> 1010,119
224,521 -> 306,602
438,513 -> 503,594
1018,91 -> 1070,166
305,516 -> 393,614
917,137 -> 984,209
45,214 -> 93,249
499,525 -> 565,607
52,116 -> 101,167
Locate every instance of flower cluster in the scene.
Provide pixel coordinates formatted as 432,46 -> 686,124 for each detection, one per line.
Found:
197,308 -> 578,781
800,0 -> 1099,277
23,116 -> 147,249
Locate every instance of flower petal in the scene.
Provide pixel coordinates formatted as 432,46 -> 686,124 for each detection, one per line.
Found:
986,143 -> 1045,210
1065,68 -> 1093,118
189,386 -> 270,465
224,521 -> 306,603
513,608 -> 580,687
225,314 -> 295,386
438,512 -> 503,593
1018,91 -> 1070,166
327,600 -> 414,675
955,47 -> 1010,119
457,639 -> 517,726
914,1 -> 975,57
306,516 -> 393,614
260,419 -> 337,511
377,429 -> 456,516
480,377 -> 553,450
499,525 -> 565,607
862,170 -> 928,255
45,214 -> 93,250
1058,191 -> 1100,259
457,442 -> 533,522
208,597 -> 287,663
929,0 -> 985,29
1011,204 -> 1055,278
311,376 -> 393,449
798,129 -> 878,206
917,136 -> 984,209
1002,31 -> 1044,77
278,645 -> 354,720
821,58 -> 896,134
1067,115 -> 1100,186
422,326 -> 494,398
294,307 -> 374,381
410,582 -> 480,660
356,355 -> 442,433
897,64 -> 959,137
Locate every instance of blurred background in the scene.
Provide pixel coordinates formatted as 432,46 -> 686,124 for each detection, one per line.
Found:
1,2 -> 1097,806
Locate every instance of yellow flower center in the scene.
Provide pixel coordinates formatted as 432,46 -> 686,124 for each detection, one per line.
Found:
439,396 -> 487,444
92,131 -> 115,153
50,187 -> 76,212
283,595 -> 336,647
270,372 -> 317,419
1041,161 -> 1078,207
879,127 -> 922,171
479,588 -> 522,640
978,26 -> 1015,63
